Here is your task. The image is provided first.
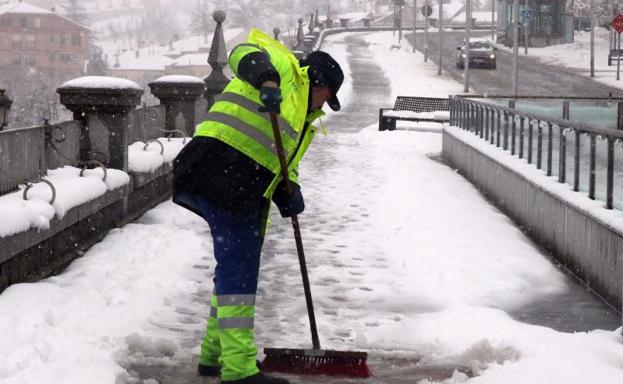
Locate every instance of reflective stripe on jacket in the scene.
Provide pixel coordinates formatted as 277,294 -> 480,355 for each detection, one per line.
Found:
194,28 -> 324,198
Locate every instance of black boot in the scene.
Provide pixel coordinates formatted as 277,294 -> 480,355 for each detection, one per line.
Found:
198,360 -> 264,377
222,373 -> 289,384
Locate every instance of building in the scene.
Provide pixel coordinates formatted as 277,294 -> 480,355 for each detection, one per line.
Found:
497,0 -> 573,47
0,1 -> 91,77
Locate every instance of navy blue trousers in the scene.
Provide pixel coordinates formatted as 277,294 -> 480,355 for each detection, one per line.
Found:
195,196 -> 267,295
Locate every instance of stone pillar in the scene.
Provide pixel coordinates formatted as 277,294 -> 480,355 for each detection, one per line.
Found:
149,75 -> 206,136
204,11 -> 230,109
273,27 -> 281,41
57,76 -> 143,172
304,35 -> 316,54
295,18 -> 305,50
308,13 -> 315,33
0,89 -> 12,130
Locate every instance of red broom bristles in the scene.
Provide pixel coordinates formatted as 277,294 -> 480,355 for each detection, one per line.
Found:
262,353 -> 373,378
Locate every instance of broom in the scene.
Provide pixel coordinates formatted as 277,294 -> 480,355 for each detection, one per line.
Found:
262,112 -> 372,378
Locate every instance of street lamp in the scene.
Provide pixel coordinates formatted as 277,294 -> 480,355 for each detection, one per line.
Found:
0,89 -> 12,131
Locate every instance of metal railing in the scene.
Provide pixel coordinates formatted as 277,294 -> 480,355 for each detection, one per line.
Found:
0,104 -> 168,195
450,96 -> 623,210
0,125 -> 46,195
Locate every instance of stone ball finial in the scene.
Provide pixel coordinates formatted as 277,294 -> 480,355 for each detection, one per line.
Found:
213,10 -> 226,23
298,18 -> 303,24
273,27 -> 280,34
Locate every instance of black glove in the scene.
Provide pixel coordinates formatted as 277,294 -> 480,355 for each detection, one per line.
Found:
258,86 -> 282,114
272,181 -> 305,218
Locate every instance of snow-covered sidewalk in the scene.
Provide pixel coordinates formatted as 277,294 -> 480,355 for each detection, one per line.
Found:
0,32 -> 622,384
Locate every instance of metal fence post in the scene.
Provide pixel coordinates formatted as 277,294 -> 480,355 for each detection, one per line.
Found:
607,137 -> 614,209
589,133 -> 596,200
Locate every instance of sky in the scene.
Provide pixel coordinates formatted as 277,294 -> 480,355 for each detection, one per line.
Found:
1,30 -> 623,384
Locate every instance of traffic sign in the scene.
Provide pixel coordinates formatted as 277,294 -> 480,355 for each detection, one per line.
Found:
612,14 -> 623,33
422,4 -> 433,17
521,10 -> 533,21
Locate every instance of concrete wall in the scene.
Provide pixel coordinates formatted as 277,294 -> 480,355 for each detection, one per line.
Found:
443,127 -> 623,311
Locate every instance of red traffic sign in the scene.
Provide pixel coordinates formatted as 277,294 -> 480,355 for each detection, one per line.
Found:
611,15 -> 623,33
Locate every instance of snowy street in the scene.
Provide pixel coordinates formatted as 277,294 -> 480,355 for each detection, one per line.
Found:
1,31 -> 622,384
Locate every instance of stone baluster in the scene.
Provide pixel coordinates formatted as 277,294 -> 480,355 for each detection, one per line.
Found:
149,75 -> 206,136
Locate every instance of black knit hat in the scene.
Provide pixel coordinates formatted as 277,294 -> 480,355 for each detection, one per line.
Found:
301,51 -> 344,111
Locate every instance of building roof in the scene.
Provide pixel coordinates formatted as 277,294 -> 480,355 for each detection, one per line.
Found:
0,2 -> 53,15
0,1 -> 90,31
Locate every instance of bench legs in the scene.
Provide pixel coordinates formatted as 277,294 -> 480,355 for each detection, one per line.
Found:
379,115 -> 397,131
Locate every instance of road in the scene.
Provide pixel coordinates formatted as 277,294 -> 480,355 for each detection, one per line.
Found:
409,31 -> 623,97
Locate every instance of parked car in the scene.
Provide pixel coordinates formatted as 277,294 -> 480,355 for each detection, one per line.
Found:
456,38 -> 497,69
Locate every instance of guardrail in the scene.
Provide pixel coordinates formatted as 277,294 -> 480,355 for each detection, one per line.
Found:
451,95 -> 623,210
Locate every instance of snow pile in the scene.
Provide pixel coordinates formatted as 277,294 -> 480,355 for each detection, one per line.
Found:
128,138 -> 186,173
0,166 -> 129,238
0,205 -> 207,384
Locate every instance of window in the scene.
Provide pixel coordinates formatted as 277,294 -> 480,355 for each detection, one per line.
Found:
61,35 -> 66,45
11,52 -> 21,64
26,35 -> 35,49
12,35 -> 21,49
19,18 -> 27,28
71,34 -> 81,46
60,53 -> 72,63
49,52 -> 56,62
34,18 -> 41,28
50,35 -> 56,43
24,52 -> 35,65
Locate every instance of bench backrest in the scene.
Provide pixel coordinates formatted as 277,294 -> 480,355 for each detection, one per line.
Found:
393,96 -> 450,112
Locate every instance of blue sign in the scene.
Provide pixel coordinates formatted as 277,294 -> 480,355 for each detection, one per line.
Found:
521,10 -> 533,21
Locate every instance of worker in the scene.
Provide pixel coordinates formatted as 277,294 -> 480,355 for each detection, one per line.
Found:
172,28 -> 344,384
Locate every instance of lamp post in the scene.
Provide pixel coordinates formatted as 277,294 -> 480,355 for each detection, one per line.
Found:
590,0 -> 595,77
512,0 -> 519,95
438,0 -> 444,75
0,89 -> 12,131
464,0 -> 471,93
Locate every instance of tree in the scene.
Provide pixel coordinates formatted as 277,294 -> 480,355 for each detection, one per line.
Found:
61,0 -> 89,26
190,0 -> 212,42
86,45 -> 109,76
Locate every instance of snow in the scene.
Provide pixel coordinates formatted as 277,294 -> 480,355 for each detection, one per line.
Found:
0,138 -> 186,238
128,138 -> 186,173
152,75 -> 205,84
60,76 -> 142,90
0,166 -> 129,238
498,27 -> 623,91
0,2 -> 53,15
384,110 -> 451,120
169,52 -> 211,67
0,30 -> 622,384
102,28 -> 244,72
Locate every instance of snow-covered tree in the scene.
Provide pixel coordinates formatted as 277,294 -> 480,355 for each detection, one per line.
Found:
189,0 -> 212,42
86,45 -> 109,76
61,0 -> 89,26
